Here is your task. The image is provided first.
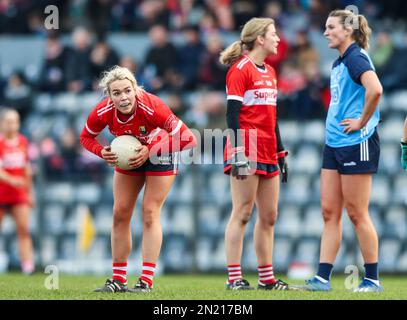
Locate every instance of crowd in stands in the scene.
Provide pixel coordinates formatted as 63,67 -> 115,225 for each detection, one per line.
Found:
0,0 -> 406,182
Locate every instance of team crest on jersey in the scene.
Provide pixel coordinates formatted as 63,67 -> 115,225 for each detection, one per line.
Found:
139,126 -> 147,135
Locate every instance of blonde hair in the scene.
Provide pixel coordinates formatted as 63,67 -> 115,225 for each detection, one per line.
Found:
219,17 -> 275,66
329,10 -> 372,50
0,107 -> 19,122
99,65 -> 143,97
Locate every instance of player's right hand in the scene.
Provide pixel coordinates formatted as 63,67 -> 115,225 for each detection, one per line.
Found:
401,141 -> 407,171
231,147 -> 251,180
101,146 -> 118,167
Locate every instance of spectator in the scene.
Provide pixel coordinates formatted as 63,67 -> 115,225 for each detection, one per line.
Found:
39,32 -> 71,93
86,0 -> 113,35
205,0 -> 234,31
198,32 -> 227,90
291,29 -> 320,74
177,25 -> 205,90
291,62 -> 327,120
65,27 -> 94,93
119,56 -> 147,88
276,61 -> 306,97
379,33 -> 407,92
143,24 -> 180,93
1,71 -> 32,123
135,0 -> 170,31
265,24 -> 290,73
110,0 -> 137,31
371,30 -> 394,74
90,37 -> 120,89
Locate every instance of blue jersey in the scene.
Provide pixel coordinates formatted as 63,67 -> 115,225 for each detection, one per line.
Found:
326,42 -> 380,147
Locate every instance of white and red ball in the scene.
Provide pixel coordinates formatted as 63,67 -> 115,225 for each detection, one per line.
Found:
110,135 -> 141,170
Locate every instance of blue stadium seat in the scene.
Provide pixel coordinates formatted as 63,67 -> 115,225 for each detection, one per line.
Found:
276,204 -> 302,237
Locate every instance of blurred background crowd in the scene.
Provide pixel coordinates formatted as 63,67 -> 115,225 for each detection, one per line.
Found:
0,0 -> 406,276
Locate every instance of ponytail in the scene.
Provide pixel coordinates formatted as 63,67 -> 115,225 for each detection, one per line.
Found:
219,17 -> 275,66
354,14 -> 371,50
219,40 -> 244,66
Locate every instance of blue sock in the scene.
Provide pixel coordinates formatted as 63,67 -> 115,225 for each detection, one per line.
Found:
364,263 -> 379,280
316,263 -> 333,281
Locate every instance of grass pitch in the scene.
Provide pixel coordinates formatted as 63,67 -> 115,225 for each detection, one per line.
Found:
0,273 -> 406,300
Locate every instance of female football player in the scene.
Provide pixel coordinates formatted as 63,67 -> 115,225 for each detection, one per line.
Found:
401,116 -> 407,171
0,108 -> 35,275
302,10 -> 383,292
80,66 -> 197,293
219,17 -> 290,290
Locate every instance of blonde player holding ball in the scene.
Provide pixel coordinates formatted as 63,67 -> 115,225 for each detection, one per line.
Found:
80,66 -> 197,293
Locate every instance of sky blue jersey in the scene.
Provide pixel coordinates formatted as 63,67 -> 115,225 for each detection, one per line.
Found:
326,42 -> 380,147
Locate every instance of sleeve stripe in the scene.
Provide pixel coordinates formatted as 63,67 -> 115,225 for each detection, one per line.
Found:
227,95 -> 244,102
169,120 -> 183,136
85,123 -> 100,136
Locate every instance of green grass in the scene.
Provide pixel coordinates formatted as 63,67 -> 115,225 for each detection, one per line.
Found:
0,273 -> 406,300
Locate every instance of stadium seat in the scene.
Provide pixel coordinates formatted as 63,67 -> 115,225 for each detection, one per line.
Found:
302,205 -> 324,237
198,205 -> 222,236
280,174 -> 310,204
387,90 -> 407,112
302,121 -> 325,145
384,206 -> 407,239
380,117 -> 404,143
293,239 -> 320,265
290,144 -> 321,174
370,175 -> 391,206
170,204 -> 194,236
273,237 -> 294,271
379,143 -> 401,174
75,183 -> 102,205
43,203 -> 66,235
275,204 -> 302,237
379,238 -> 401,272
43,182 -> 75,204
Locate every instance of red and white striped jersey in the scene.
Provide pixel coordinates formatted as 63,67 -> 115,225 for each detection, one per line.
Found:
0,134 -> 29,177
225,55 -> 279,164
84,91 -> 183,145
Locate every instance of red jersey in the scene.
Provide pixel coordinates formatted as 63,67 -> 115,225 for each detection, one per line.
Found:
224,55 -> 279,164
0,134 -> 29,205
80,91 -> 196,158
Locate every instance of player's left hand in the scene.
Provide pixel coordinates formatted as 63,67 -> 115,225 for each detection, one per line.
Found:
128,145 -> 149,168
401,141 -> 407,171
278,155 -> 288,183
340,118 -> 363,134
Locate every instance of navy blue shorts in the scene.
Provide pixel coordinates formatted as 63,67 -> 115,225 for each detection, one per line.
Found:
322,129 -> 380,174
224,161 -> 280,178
115,153 -> 179,176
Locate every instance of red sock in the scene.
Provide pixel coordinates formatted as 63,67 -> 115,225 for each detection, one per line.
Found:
112,262 -> 127,284
140,262 -> 156,287
227,264 -> 242,283
258,264 -> 276,284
